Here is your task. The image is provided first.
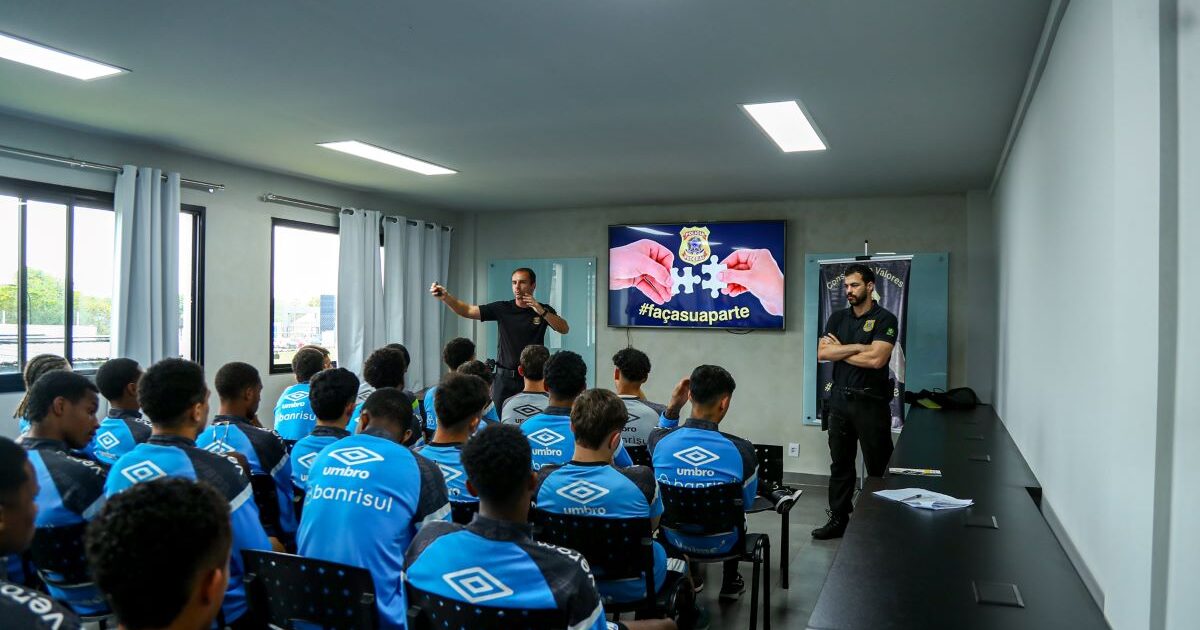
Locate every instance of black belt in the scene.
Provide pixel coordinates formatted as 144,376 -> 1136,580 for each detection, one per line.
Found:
494,366 -> 518,379
836,386 -> 890,402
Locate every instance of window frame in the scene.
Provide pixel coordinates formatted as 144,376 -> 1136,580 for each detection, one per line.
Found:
0,176 -> 206,392
269,217 -> 338,375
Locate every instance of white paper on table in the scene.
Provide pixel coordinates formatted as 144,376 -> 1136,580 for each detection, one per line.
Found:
874,488 -> 974,510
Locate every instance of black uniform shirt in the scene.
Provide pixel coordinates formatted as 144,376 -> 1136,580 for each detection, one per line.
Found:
824,302 -> 898,394
479,300 -> 557,369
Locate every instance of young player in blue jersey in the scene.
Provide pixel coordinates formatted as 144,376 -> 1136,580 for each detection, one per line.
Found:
19,370 -> 110,617
650,365 -> 757,602
521,351 -> 633,471
298,387 -> 450,629
0,438 -> 81,629
456,360 -> 501,426
290,367 -> 359,494
13,354 -> 71,436
416,373 -> 490,507
272,346 -> 328,443
86,479 -> 231,630
405,424 -> 675,630
355,342 -> 413,403
198,362 -> 298,548
500,344 -> 550,425
83,358 -> 151,465
348,346 -> 407,433
613,348 -> 668,448
420,337 -> 476,437
106,358 -> 271,628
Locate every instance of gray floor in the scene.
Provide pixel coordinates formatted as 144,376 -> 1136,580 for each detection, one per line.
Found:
688,474 -> 839,630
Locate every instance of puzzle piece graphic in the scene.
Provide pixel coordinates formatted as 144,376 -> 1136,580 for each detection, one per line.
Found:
670,266 -> 701,295
700,255 -> 728,298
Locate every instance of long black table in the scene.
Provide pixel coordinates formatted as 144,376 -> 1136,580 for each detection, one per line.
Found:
806,405 -> 1109,630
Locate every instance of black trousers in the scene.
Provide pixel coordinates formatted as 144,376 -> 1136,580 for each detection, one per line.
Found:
491,370 -> 523,411
826,393 -> 894,517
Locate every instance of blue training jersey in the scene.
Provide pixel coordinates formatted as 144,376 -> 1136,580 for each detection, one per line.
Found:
648,418 -> 758,556
404,515 -> 609,630
21,438 -> 109,615
289,425 -> 350,492
106,435 -> 271,624
414,442 -> 474,504
347,389 -> 419,435
520,407 -> 633,471
197,416 -> 298,538
298,427 -> 450,629
535,461 -> 670,603
83,409 -> 151,466
273,383 -> 318,441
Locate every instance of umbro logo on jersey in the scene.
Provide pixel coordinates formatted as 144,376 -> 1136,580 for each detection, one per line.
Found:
437,463 -> 463,483
527,428 -> 565,447
327,446 -> 384,467
203,441 -> 235,455
674,445 -> 720,467
95,431 -> 120,451
513,404 -> 543,417
121,460 -> 167,484
626,413 -> 638,425
297,452 -> 319,469
443,567 -> 514,604
283,391 -> 309,403
556,479 -> 610,505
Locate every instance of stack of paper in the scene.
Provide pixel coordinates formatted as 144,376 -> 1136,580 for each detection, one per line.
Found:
874,488 -> 974,510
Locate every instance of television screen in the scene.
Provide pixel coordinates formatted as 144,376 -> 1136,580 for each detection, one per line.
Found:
608,221 -> 786,329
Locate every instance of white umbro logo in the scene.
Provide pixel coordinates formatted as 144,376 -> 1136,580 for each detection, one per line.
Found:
556,479 -> 610,505
674,446 -> 720,467
527,428 -> 564,447
284,391 -> 309,403
203,441 -> 235,455
443,567 -> 514,604
95,431 -> 120,450
121,460 -> 167,484
297,452 -> 319,469
437,463 -> 463,483
327,446 -> 384,467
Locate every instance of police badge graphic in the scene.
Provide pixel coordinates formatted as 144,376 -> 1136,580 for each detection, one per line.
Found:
678,226 -> 711,265
864,319 -> 875,332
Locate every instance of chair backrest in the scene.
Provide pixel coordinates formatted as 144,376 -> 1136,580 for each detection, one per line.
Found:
450,500 -> 479,525
625,444 -> 652,467
242,549 -> 377,629
250,474 -> 282,534
529,509 -> 653,582
29,522 -> 92,586
658,482 -> 747,536
407,585 -> 567,630
754,443 -> 784,485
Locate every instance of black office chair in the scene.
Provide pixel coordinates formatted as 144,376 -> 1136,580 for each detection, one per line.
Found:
450,500 -> 480,525
407,585 -> 568,629
625,444 -> 653,467
29,523 -> 112,627
748,443 -> 799,589
659,482 -> 771,630
530,509 -> 687,621
242,549 -> 377,629
292,487 -> 306,522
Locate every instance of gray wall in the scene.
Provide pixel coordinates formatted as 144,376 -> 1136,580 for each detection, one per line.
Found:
467,195 -> 973,475
0,113 -> 463,435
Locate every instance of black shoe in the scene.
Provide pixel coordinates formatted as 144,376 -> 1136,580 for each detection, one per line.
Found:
811,510 -> 848,539
771,484 -> 804,513
718,573 -> 745,602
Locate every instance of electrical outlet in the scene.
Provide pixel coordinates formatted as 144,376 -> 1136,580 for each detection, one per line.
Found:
788,442 -> 800,457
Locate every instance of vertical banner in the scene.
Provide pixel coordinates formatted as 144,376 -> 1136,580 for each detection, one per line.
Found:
817,257 -> 911,428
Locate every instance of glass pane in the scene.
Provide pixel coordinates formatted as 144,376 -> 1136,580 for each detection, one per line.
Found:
72,206 -> 115,371
272,224 -> 338,368
25,200 -> 67,361
0,196 -> 18,375
179,213 -> 194,360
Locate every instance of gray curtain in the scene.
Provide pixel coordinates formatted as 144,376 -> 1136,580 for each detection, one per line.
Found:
383,217 -> 452,390
336,208 -> 385,375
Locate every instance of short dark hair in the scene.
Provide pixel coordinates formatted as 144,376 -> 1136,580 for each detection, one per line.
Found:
689,365 -> 736,406
456,360 -> 494,385
94,358 -> 141,402
0,437 -> 29,505
139,359 -> 208,427
462,424 -> 530,504
25,370 -> 98,424
86,478 -> 231,630
442,338 -> 476,371
844,264 -> 875,285
513,267 -> 536,284
385,343 -> 411,368
434,373 -> 491,430
362,388 -> 413,429
213,362 -> 261,401
612,347 -> 651,383
363,347 -> 408,389
519,345 -> 550,381
292,347 -> 327,382
544,350 -> 587,400
570,389 -> 628,450
308,368 -> 360,421
14,354 -> 70,419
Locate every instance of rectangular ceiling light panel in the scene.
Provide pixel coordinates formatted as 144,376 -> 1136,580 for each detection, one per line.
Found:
318,141 -> 456,176
742,101 -> 826,152
0,32 -> 126,80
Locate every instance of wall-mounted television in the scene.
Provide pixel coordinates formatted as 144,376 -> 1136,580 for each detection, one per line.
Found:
608,220 -> 786,330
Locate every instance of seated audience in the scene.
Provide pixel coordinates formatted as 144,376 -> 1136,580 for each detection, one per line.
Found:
273,346 -> 327,443
612,348 -> 667,448
420,337 -> 476,434
14,354 -> 71,436
84,358 -> 150,465
290,367 -> 359,493
456,360 -> 501,426
105,358 -> 270,627
500,344 -> 550,425
86,478 -> 231,630
416,373 -> 490,505
298,388 -> 449,628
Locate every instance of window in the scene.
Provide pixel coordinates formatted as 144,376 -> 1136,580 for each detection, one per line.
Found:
270,219 -> 339,373
0,177 -> 205,391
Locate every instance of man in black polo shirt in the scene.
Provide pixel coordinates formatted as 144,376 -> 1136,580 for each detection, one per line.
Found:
431,267 -> 570,410
813,263 -> 898,540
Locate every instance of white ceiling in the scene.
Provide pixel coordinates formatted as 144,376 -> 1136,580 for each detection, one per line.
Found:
0,0 -> 1050,211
